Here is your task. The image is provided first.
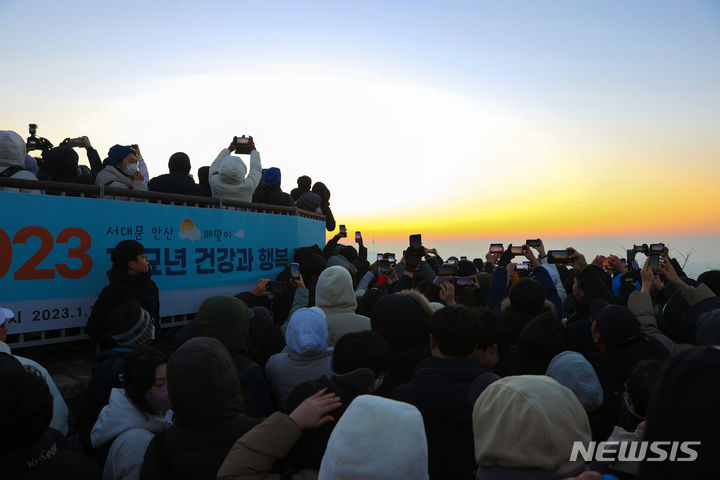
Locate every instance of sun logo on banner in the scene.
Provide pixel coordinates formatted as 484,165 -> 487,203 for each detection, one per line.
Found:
179,218 -> 201,242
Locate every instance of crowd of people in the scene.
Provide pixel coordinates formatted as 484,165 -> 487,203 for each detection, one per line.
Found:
0,130 -> 336,231
2,128 -> 720,480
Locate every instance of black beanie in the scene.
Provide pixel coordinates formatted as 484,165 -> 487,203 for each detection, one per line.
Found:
168,152 -> 191,174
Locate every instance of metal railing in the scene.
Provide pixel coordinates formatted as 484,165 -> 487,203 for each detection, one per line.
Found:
0,177 -> 325,220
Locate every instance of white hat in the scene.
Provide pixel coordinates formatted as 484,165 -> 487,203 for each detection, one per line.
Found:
319,395 -> 429,479
0,307 -> 14,326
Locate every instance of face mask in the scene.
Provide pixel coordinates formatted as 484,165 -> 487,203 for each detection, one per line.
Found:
145,385 -> 172,413
126,163 -> 139,175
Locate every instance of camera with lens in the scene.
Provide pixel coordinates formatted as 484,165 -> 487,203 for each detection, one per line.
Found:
26,123 -> 53,153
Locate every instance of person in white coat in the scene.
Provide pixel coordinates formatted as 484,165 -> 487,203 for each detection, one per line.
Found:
0,130 -> 38,180
0,307 -> 69,435
209,136 -> 262,203
91,349 -> 171,480
95,144 -> 148,190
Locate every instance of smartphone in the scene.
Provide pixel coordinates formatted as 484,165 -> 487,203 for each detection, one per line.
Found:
648,253 -> 660,272
455,277 -> 476,287
66,137 -> 85,148
377,253 -> 385,261
526,239 -> 541,247
547,250 -> 571,264
650,243 -> 664,253
235,136 -> 252,154
388,253 -> 396,264
290,262 -> 300,281
380,259 -> 391,275
510,245 -> 524,256
489,243 -> 504,254
436,264 -> 457,276
339,225 -> 347,238
355,231 -> 362,243
515,262 -> 531,271
266,281 -> 289,296
409,234 -> 422,248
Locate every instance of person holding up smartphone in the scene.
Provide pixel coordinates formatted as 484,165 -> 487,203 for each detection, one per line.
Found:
208,136 -> 262,203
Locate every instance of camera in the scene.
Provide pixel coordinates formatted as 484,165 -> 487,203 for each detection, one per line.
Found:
526,239 -> 541,247
547,250 -> 571,264
234,135 -> 254,154
633,244 -> 650,256
26,123 -> 53,152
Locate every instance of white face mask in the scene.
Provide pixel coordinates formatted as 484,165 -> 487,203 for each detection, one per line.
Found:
126,163 -> 139,175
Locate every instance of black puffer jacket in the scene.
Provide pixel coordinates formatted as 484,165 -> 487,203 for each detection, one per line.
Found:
392,357 -> 480,480
371,294 -> 432,396
148,173 -> 208,196
140,337 -> 260,480
0,430 -> 100,480
252,182 -> 294,207
86,270 -> 160,350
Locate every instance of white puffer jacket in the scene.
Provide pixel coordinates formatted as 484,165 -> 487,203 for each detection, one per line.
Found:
0,130 -> 37,180
209,148 -> 262,203
91,388 -> 170,480
95,165 -> 148,190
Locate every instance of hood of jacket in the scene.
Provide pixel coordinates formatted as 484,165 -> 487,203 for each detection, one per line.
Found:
91,388 -> 168,448
473,375 -> 591,474
167,337 -> 245,429
218,155 -> 247,184
0,130 -> 26,169
326,254 -> 358,277
546,351 -> 603,411
286,307 -> 329,356
319,395 -> 429,480
198,296 -> 250,353
316,265 -> 357,312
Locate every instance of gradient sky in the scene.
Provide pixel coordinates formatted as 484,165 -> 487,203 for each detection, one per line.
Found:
2,1 -> 719,246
